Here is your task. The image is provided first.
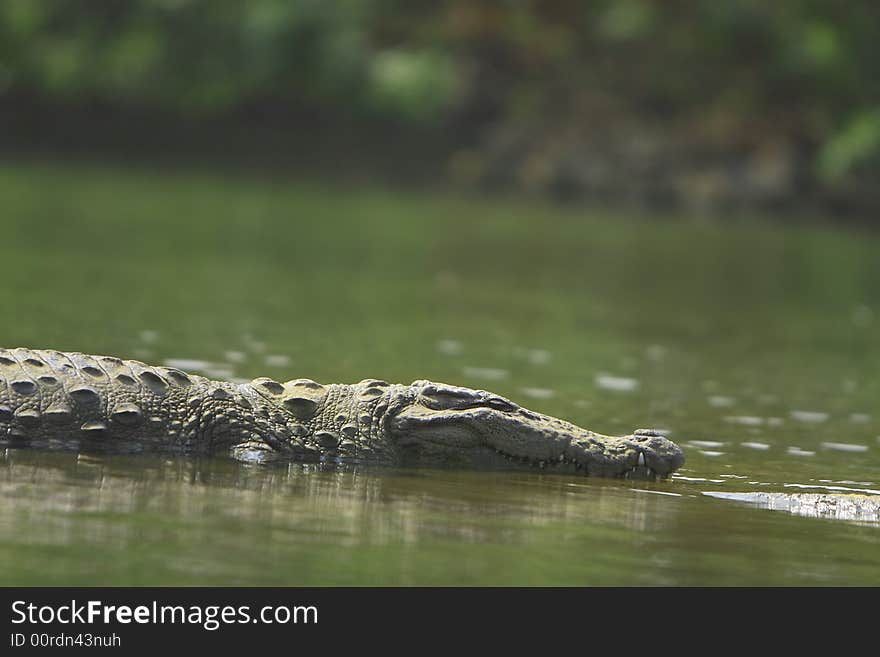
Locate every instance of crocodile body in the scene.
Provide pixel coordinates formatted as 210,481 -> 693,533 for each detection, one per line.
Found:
0,348 -> 684,478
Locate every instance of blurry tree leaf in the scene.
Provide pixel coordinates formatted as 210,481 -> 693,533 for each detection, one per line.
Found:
818,109 -> 880,182
368,49 -> 461,123
801,21 -> 839,69
597,0 -> 654,42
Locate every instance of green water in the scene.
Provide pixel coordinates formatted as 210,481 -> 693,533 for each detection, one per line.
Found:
1,163 -> 878,585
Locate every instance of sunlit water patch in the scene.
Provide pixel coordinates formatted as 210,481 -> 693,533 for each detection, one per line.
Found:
594,375 -> 639,392
462,367 -> 509,381
821,442 -> 869,453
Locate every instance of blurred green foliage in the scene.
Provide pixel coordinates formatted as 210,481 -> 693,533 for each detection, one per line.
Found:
1,0 -> 878,182
818,108 -> 880,182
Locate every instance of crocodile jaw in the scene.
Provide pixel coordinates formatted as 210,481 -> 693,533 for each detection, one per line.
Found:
388,402 -> 685,478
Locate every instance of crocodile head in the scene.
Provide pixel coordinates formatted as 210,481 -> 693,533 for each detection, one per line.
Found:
387,381 -> 684,478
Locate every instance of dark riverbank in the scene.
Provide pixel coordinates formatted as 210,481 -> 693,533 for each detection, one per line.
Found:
3,93 -> 877,222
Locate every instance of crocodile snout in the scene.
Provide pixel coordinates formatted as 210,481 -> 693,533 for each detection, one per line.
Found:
628,428 -> 685,477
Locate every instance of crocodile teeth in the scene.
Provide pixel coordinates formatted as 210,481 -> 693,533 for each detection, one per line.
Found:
637,452 -> 646,467
623,464 -> 658,480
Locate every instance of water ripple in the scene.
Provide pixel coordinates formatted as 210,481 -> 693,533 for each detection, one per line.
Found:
790,410 -> 829,423
594,375 -> 639,392
821,442 -> 869,453
462,366 -> 509,381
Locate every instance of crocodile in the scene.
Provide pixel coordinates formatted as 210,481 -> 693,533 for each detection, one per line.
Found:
0,348 -> 685,478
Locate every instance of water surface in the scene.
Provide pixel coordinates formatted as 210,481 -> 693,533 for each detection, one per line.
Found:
1,163 -> 878,585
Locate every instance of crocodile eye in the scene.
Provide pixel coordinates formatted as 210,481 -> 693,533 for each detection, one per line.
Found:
419,386 -> 481,410
485,397 -> 518,413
